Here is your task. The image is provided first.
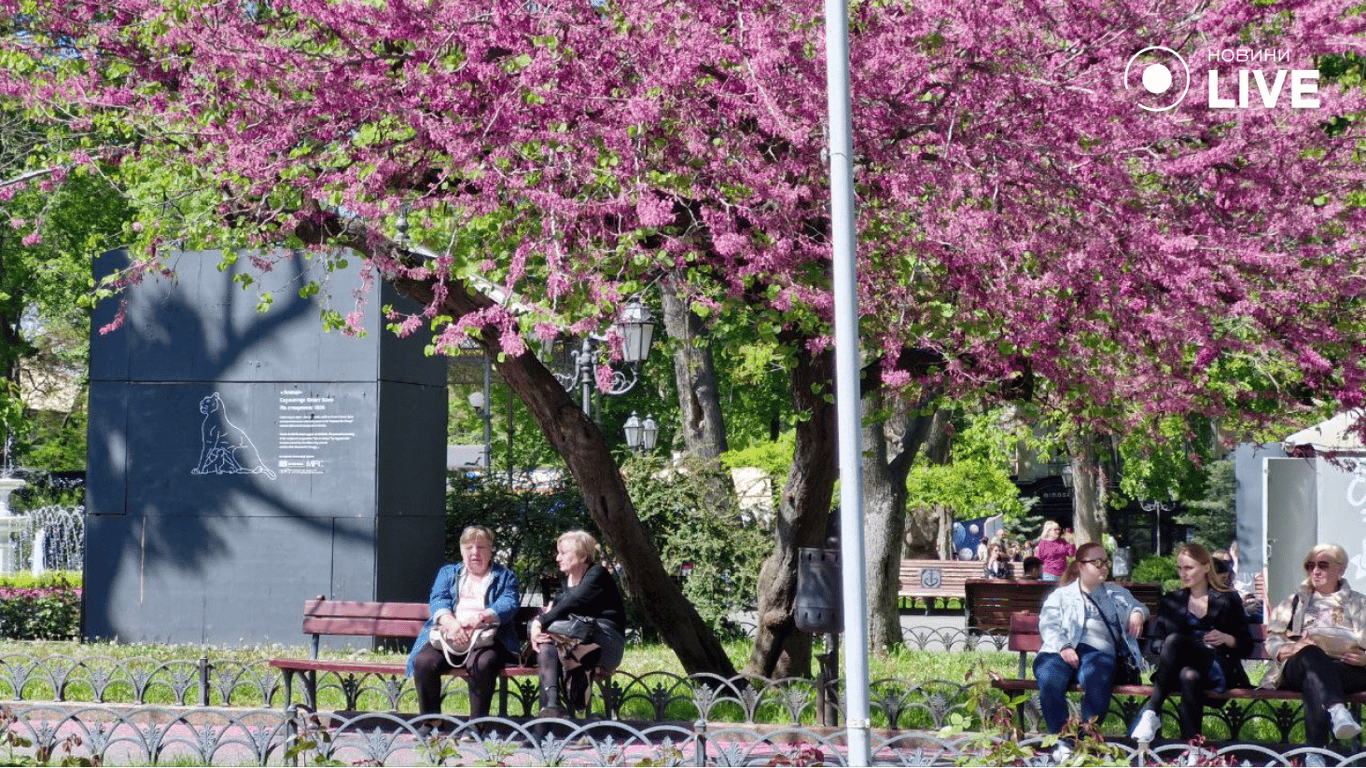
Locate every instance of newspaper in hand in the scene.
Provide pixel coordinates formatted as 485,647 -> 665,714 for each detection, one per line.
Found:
1303,626 -> 1363,659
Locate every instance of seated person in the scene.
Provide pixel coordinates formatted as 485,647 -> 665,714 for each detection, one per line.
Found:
1260,543 -> 1366,754
530,530 -> 626,718
1021,556 -> 1044,580
406,526 -> 521,720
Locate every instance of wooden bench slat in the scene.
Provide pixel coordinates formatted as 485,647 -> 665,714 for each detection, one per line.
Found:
301,617 -> 428,637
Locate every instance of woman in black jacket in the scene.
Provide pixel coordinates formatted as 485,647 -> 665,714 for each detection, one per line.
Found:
529,530 -> 627,718
1130,543 -> 1253,744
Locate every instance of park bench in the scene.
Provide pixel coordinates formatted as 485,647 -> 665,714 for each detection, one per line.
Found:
963,578 -> 1162,635
993,612 -> 1366,745
268,596 -> 613,718
898,559 -> 986,613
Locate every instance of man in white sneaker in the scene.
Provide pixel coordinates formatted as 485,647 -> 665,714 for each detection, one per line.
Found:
1261,543 -> 1366,751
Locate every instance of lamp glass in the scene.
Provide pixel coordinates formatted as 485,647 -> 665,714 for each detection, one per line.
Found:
623,412 -> 642,449
617,299 -> 655,364
641,415 -> 658,451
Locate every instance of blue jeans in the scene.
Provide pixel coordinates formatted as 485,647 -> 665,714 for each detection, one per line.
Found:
1033,645 -> 1117,734
1042,573 -> 1060,582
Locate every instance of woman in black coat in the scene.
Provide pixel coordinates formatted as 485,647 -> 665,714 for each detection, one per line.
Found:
1130,543 -> 1253,743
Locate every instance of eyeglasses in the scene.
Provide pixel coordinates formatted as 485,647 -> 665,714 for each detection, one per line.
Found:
1304,560 -> 1338,572
1081,558 -> 1111,567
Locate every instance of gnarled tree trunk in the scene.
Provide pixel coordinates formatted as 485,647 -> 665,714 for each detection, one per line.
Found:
745,342 -> 836,679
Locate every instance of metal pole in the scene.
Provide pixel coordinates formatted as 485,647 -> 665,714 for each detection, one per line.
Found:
579,338 -> 593,416
482,355 -> 493,472
824,0 -> 871,761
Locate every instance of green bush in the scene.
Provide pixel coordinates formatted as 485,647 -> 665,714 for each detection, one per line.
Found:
0,571 -> 81,640
625,454 -> 770,640
1131,554 -> 1179,592
445,471 -> 596,597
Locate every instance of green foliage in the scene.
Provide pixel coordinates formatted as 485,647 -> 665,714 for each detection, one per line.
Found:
1131,555 -> 1179,592
624,454 -> 771,639
906,409 -> 1026,523
15,410 -> 87,474
1174,459 -> 1236,552
0,572 -> 81,641
444,472 -> 594,591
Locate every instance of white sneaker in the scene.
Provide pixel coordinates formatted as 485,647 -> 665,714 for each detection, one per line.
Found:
1304,753 -> 1327,768
1130,708 -> 1161,743
1330,703 -> 1362,740
1050,742 -> 1073,765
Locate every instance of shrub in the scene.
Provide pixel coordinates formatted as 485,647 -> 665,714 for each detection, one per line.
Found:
1131,554 -> 1179,592
0,572 -> 81,640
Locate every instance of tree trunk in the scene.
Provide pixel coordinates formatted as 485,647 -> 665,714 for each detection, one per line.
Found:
661,275 -> 728,461
745,342 -> 836,679
900,410 -> 953,558
393,274 -> 737,677
1067,428 -> 1110,547
862,390 -> 943,653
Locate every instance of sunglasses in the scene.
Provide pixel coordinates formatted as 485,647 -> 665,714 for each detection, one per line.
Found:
1304,560 -> 1338,572
1081,558 -> 1111,567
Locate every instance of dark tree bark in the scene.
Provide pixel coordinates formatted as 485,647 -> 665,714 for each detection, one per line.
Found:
745,341 -> 836,678
661,274 -> 728,461
861,390 -> 944,652
1067,427 -> 1112,546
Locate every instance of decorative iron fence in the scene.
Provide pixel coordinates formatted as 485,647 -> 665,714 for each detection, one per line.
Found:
0,704 -> 1359,766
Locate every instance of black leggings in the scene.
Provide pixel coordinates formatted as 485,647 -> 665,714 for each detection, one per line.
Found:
411,642 -> 514,716
1145,634 -> 1220,739
1279,645 -> 1366,746
537,643 -> 602,714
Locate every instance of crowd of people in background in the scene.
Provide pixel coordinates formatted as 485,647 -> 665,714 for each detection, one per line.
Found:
966,522 -> 1070,581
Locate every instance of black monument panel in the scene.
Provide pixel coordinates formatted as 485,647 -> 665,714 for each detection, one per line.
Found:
87,248 -> 448,646
90,249 -> 445,386
83,514 -> 342,644
377,381 -> 448,517
111,381 -> 381,519
86,384 -> 131,516
377,516 -> 447,603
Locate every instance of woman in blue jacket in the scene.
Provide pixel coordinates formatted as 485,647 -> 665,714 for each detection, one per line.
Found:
406,526 -> 521,718
1034,541 -> 1149,762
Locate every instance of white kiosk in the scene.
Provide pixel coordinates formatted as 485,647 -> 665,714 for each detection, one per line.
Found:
1239,413 -> 1366,610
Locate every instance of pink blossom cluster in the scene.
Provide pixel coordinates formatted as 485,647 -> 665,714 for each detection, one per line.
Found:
1,0 -> 1364,433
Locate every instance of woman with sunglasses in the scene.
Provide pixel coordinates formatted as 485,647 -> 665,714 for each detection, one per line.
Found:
1033,541 -> 1149,762
1260,543 -> 1366,754
1129,544 -> 1253,745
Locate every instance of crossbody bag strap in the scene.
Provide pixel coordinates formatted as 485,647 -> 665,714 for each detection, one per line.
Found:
1083,588 -> 1128,654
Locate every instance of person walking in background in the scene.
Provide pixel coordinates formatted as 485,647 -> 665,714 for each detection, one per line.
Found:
1260,543 -> 1366,764
1033,541 -> 1149,763
1035,520 -> 1075,583
1130,544 -> 1253,747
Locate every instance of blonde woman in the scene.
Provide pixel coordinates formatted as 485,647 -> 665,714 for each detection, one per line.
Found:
1035,520 -> 1075,582
1261,543 -> 1366,754
529,530 -> 626,718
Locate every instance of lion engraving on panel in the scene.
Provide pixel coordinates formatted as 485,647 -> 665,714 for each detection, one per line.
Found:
191,393 -> 277,480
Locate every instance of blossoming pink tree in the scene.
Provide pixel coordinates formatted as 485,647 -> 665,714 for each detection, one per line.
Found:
2,0 -> 1364,672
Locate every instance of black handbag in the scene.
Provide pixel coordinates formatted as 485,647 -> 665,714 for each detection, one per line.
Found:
549,614 -> 594,642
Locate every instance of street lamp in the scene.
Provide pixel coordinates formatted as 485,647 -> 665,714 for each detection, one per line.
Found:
623,412 -> 659,454
553,297 -> 656,415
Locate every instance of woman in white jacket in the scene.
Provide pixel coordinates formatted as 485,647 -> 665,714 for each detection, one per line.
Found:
1033,541 -> 1149,760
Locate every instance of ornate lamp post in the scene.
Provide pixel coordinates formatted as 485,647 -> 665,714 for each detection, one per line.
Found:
554,297 -> 656,416
623,412 -> 659,454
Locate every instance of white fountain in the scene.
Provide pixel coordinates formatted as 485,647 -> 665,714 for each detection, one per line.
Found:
0,475 -> 27,574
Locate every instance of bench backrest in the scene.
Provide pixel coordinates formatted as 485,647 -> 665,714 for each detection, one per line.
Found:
1007,611 -> 1270,676
899,559 -> 986,595
299,596 -> 540,658
965,579 -> 1163,634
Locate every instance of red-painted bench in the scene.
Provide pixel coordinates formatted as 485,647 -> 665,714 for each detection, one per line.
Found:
269,596 -> 612,717
994,612 -> 1366,745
